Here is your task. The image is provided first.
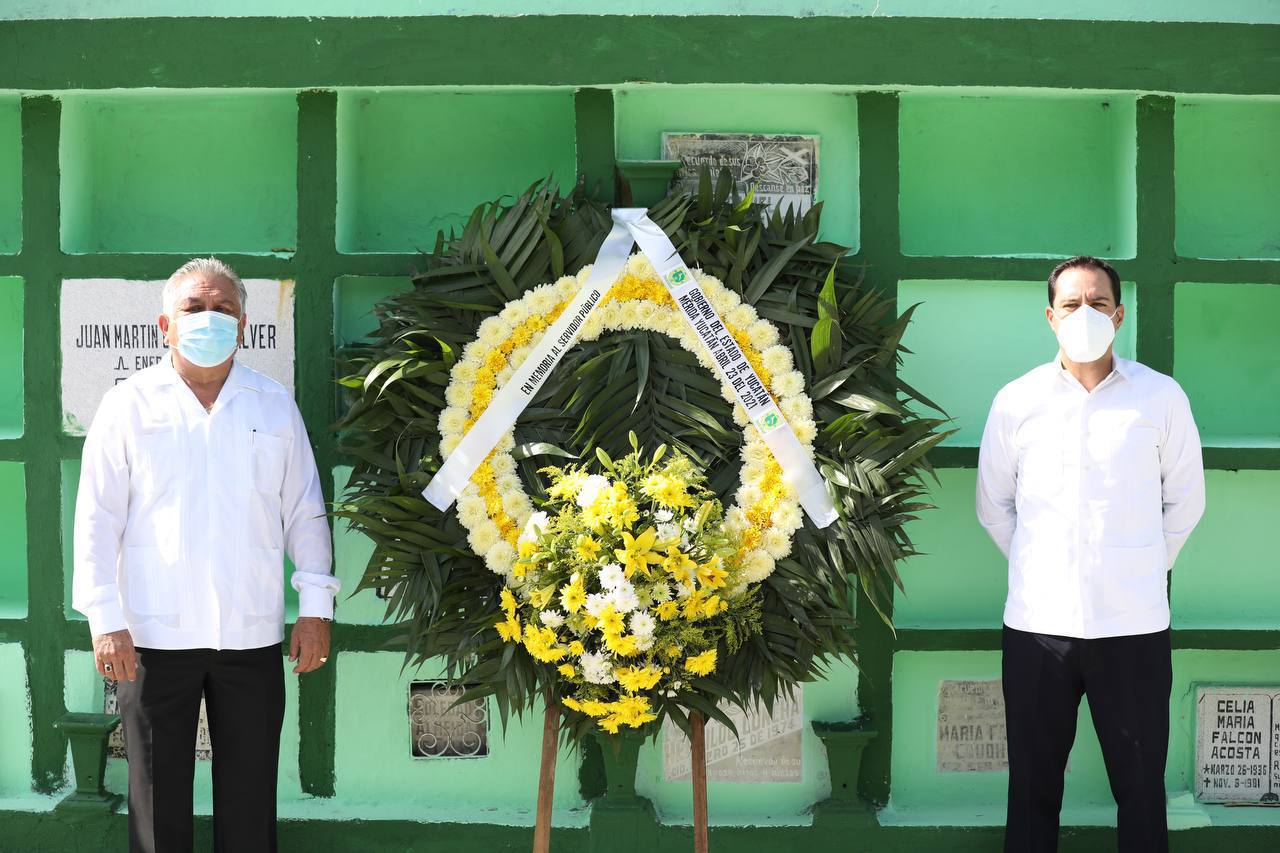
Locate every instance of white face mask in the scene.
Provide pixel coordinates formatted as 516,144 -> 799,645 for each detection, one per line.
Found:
1055,304 -> 1119,364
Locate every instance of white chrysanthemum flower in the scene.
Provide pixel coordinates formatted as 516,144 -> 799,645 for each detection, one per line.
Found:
576,474 -> 610,508
528,288 -> 556,314
629,610 -> 656,638
708,287 -> 740,316
499,302 -> 529,325
580,652 -> 615,685
598,562 -> 627,591
627,253 -> 657,280
675,583 -> 692,599
608,584 -> 639,614
772,370 -> 806,398
731,403 -> 749,427
738,484 -> 764,508
488,452 -> 517,477
619,301 -> 646,329
793,419 -> 818,444
461,342 -> 486,366
444,382 -> 472,408
635,634 -> 655,652
518,511 -> 550,544
477,317 -> 512,348
439,434 -> 461,458
451,361 -> 479,384
654,508 -> 674,523
485,540 -> 516,573
458,503 -> 487,528
742,438 -> 772,468
496,473 -> 523,495
747,319 -> 781,350
656,522 -> 680,543
584,593 -> 610,617
509,345 -> 532,367
458,491 -> 486,516
740,550 -> 776,583
438,407 -> 468,437
649,583 -> 673,604
468,522 -> 500,556
762,528 -> 793,560
781,394 -> 814,423
539,609 -> 565,629
682,515 -> 699,532
726,304 -> 758,330
771,503 -> 803,531
494,433 -> 516,453
496,365 -> 514,386
724,505 -> 749,530
579,314 -> 603,341
558,275 -> 581,297
761,345 -> 793,377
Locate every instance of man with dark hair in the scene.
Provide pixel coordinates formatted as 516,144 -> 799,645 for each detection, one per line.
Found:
976,256 -> 1205,853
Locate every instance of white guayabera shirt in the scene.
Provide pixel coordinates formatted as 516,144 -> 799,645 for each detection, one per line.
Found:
976,356 -> 1206,639
72,355 -> 340,650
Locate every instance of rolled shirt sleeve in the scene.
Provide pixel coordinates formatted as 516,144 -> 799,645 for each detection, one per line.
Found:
72,389 -> 130,637
280,400 -> 341,618
976,391 -> 1018,560
1160,386 -> 1206,571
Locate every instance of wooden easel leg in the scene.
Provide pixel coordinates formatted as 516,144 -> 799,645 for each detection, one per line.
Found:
690,711 -> 709,853
533,702 -> 560,853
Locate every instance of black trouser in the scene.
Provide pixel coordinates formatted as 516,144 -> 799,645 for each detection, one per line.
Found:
1002,624 -> 1172,853
116,644 -> 285,853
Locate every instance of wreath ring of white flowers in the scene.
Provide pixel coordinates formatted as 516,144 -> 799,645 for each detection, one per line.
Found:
438,254 -> 821,586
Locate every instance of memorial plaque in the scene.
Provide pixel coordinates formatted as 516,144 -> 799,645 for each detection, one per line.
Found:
408,681 -> 489,758
937,679 -> 1008,773
1194,685 -> 1280,804
104,678 -> 212,761
662,133 -> 818,216
61,278 -> 296,435
662,693 -> 803,783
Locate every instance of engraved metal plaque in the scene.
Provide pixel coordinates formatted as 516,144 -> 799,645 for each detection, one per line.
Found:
1194,685 -> 1280,804
408,681 -> 489,759
104,678 -> 212,761
662,693 -> 803,783
61,278 -> 296,435
937,679 -> 1008,773
662,133 -> 818,216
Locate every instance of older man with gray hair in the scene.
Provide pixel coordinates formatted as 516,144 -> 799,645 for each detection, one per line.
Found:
72,257 -> 340,853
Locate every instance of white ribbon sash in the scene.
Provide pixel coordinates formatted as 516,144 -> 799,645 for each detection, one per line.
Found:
423,208 -> 837,529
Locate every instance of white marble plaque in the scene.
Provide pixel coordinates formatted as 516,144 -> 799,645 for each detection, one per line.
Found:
1194,685 -> 1280,804
662,133 -> 818,216
937,679 -> 1009,773
104,678 -> 211,761
662,694 -> 802,783
60,278 -> 295,434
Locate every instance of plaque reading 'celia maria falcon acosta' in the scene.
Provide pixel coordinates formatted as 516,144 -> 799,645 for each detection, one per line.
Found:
1194,685 -> 1280,805
661,133 -> 818,217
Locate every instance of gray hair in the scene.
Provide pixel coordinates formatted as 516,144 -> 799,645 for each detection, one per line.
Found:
163,257 -> 247,317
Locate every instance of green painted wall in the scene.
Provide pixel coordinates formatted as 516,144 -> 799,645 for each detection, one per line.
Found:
899,93 -> 1136,259
0,10 -> 1276,849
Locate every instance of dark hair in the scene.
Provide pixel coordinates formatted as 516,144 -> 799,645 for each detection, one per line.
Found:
1048,256 -> 1121,306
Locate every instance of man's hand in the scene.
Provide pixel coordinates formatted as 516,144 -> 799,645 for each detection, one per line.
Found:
93,629 -> 138,682
290,617 -> 331,674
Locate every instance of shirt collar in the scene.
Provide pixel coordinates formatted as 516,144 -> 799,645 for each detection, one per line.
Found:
155,352 -> 256,390
1051,352 -> 1132,389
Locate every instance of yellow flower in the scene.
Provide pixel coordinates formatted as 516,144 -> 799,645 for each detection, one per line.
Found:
640,472 -> 695,509
560,577 -> 586,613
547,470 -> 587,501
662,644 -> 681,659
561,696 -> 583,713
579,699 -> 612,717
684,649 -> 717,676
529,583 -> 556,610
696,556 -> 728,590
597,605 -> 625,636
517,540 -> 537,559
495,617 -> 522,643
615,527 -> 663,579
558,664 -> 576,678
655,600 -> 679,621
681,588 -> 706,621
701,594 -> 727,619
615,665 -> 663,693
568,640 -> 585,656
523,624 -> 567,663
603,632 -> 641,657
500,588 -> 518,619
661,546 -> 696,584
575,535 -> 602,562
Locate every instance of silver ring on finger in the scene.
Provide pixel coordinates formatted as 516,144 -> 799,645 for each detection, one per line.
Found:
104,663 -> 114,673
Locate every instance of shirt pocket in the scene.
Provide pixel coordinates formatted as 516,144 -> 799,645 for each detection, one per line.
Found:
251,431 -> 288,497
123,545 -> 178,619
130,430 -> 175,496
1100,424 -> 1160,483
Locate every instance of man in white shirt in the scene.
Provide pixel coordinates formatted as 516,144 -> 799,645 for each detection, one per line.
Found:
976,256 -> 1205,853
72,257 -> 341,853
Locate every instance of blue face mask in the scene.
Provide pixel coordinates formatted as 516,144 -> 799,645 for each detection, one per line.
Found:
175,310 -> 240,368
